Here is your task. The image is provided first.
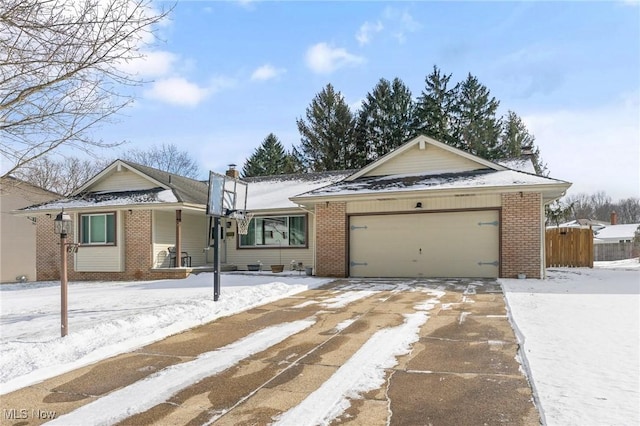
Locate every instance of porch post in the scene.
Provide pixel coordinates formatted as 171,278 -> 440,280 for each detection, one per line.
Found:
175,209 -> 182,267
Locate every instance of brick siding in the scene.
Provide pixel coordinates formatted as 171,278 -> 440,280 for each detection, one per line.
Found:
501,192 -> 542,279
315,201 -> 347,277
36,210 -> 189,282
36,214 -> 70,281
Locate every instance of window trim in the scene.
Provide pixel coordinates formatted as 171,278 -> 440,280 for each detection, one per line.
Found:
78,211 -> 117,246
237,213 -> 308,249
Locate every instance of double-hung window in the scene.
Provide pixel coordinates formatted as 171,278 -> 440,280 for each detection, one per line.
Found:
80,212 -> 116,245
239,215 -> 307,248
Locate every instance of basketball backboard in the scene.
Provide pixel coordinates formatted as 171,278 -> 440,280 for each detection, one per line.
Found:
207,171 -> 248,217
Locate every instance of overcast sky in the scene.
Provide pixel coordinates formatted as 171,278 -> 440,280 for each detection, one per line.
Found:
92,0 -> 639,200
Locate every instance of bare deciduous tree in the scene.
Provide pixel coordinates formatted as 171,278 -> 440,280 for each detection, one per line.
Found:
12,155 -> 110,195
120,143 -> 201,179
0,0 -> 171,179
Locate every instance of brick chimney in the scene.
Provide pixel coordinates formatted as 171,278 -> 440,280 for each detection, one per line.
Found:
226,164 -> 239,179
610,211 -> 617,225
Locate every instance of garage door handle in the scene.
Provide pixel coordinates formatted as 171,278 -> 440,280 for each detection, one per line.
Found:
477,261 -> 499,266
478,221 -> 499,227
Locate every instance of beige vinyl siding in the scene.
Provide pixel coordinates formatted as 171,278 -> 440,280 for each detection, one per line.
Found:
346,194 -> 501,214
152,211 -> 209,267
74,211 -> 124,272
0,182 -> 57,283
225,211 -> 315,270
181,211 -> 209,267
91,169 -> 158,192
364,143 -> 484,177
153,211 -> 174,267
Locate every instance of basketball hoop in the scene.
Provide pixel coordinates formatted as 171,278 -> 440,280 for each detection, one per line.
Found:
233,211 -> 254,235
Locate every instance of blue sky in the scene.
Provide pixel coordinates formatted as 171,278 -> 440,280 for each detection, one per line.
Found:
96,0 -> 639,200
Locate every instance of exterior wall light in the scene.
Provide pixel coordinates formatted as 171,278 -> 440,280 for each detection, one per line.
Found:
53,209 -> 72,236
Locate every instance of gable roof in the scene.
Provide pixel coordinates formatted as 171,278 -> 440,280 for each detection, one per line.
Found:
346,134 -> 506,181
18,160 -> 209,213
1,176 -> 60,198
74,160 -> 208,205
293,135 -> 570,203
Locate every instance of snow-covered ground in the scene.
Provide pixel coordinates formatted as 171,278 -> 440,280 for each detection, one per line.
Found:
1,260 -> 639,425
501,259 -> 640,426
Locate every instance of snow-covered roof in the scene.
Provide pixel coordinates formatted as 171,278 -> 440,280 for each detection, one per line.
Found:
295,168 -> 568,199
21,188 -> 178,212
496,157 -> 537,174
593,224 -> 640,241
553,219 -> 608,230
245,171 -> 352,210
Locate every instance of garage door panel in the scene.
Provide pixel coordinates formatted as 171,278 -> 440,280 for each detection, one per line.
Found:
349,211 -> 499,278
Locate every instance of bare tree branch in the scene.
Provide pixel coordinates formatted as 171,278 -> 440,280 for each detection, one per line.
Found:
0,0 -> 172,178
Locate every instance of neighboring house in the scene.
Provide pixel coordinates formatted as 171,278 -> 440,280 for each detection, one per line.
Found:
593,223 -> 640,261
0,177 -> 58,283
20,135 -> 571,281
554,219 -> 609,232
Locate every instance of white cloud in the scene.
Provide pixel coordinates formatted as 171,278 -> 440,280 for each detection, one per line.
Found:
118,50 -> 177,78
145,77 -> 210,107
356,21 -> 383,46
382,7 -> 421,44
305,42 -> 364,74
523,92 -> 640,200
250,64 -> 286,81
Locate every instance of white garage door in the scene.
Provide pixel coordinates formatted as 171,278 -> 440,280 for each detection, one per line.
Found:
349,210 -> 499,278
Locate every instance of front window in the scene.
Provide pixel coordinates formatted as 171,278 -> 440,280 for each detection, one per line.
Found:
240,215 -> 307,248
80,212 -> 116,245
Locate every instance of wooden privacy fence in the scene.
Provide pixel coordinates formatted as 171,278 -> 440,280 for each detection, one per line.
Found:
546,227 -> 594,268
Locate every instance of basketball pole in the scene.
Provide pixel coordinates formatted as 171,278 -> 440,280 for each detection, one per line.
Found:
213,216 -> 221,301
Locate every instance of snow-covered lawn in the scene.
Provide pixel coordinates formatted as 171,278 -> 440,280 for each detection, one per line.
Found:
501,259 -> 640,426
1,260 -> 638,425
0,272 -> 333,394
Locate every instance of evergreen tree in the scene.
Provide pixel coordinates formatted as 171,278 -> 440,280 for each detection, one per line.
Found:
242,133 -> 292,177
453,74 -> 501,159
354,77 -> 415,165
295,84 -> 357,171
413,66 -> 459,146
498,110 -> 547,175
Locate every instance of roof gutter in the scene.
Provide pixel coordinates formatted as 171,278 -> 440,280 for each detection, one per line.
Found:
12,202 -> 206,216
290,182 -> 572,206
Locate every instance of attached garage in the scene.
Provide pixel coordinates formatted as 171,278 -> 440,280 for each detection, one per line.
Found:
291,135 -> 572,279
349,210 -> 500,278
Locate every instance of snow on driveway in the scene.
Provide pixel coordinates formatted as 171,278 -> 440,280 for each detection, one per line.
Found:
0,273 -> 332,394
274,291 -> 444,426
1,261 -> 638,425
47,319 -> 316,426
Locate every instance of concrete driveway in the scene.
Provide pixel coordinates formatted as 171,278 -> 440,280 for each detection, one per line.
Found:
1,278 -> 540,425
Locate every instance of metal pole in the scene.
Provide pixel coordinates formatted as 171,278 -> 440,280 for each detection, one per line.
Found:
61,233 -> 68,337
213,216 -> 220,301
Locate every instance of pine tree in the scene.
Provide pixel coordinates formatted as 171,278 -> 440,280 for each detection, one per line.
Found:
354,77 -> 415,165
413,66 -> 459,146
453,74 -> 501,159
499,111 -> 547,175
295,84 -> 356,171
242,133 -> 291,177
